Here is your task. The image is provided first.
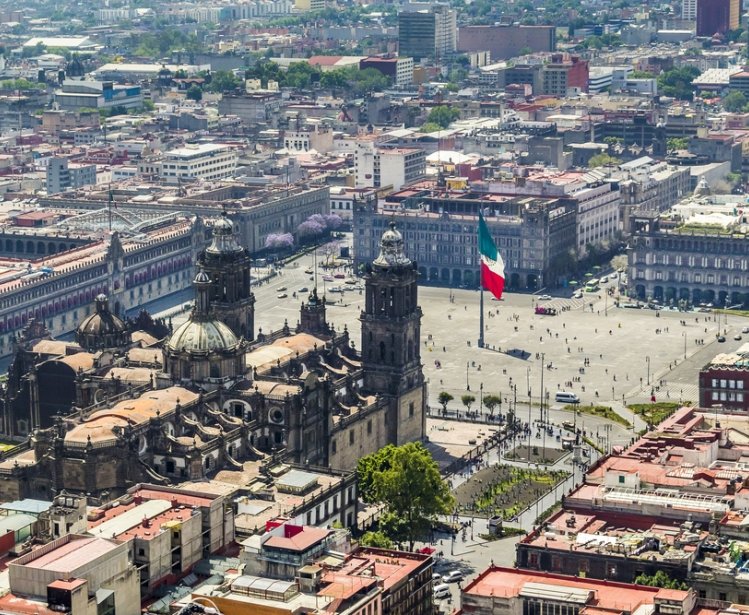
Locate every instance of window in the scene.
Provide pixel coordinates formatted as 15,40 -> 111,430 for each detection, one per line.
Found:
409,402 -> 415,417
367,420 -> 372,435
349,431 -> 355,445
618,475 -> 625,484
332,440 -> 337,454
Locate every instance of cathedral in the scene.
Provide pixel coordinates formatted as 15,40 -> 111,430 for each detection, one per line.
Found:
0,216 -> 426,503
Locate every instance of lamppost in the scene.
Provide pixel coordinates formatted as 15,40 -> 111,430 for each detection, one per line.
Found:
645,355 -> 651,386
540,352 -> 545,426
466,361 -> 470,391
480,382 -> 484,416
526,366 -> 531,398
683,332 -> 687,360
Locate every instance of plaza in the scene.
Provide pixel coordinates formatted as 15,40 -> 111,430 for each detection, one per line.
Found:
160,240 -> 748,447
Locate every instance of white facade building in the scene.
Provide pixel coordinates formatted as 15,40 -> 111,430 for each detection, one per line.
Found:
573,183 -> 622,257
354,141 -> 426,190
161,144 -> 238,184
682,0 -> 697,20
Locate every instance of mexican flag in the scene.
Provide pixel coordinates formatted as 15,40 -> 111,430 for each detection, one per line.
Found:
479,213 -> 505,300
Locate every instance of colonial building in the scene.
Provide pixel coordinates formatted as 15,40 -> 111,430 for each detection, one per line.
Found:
628,194 -> 749,306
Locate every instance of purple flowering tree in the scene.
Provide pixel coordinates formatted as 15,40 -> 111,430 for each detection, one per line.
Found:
297,219 -> 325,237
323,213 -> 343,230
265,233 -> 294,250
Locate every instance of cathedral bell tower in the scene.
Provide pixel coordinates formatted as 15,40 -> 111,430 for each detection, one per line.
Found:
197,211 -> 256,340
360,222 -> 425,445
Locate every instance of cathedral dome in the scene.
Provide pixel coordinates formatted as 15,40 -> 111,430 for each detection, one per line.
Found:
166,318 -> 239,355
373,221 -> 412,269
205,211 -> 243,256
76,294 -> 130,351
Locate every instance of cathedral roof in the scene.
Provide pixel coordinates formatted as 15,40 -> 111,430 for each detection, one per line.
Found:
166,318 -> 240,355
205,211 -> 243,256
77,294 -> 128,339
64,386 -> 198,446
373,222 -> 411,269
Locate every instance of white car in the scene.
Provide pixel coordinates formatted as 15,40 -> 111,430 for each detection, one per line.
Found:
443,570 -> 464,583
538,294 -> 552,301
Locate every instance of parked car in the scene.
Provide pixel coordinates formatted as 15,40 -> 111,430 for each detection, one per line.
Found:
538,294 -> 552,301
434,584 -> 451,599
443,570 -> 464,583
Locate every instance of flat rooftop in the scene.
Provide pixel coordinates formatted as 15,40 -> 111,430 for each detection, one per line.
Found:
464,566 -> 684,611
19,536 -> 119,572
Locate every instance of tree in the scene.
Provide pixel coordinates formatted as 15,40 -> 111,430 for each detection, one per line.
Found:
419,122 -> 443,133
264,233 -> 294,250
588,153 -> 622,168
461,394 -> 476,414
438,391 -> 454,414
357,444 -> 395,503
358,443 -> 454,549
483,394 -> 501,419
426,105 -> 460,129
723,90 -> 748,112
667,137 -> 689,151
359,530 -> 393,548
186,85 -> 202,101
634,570 -> 687,590
206,70 -> 243,93
657,66 -> 700,100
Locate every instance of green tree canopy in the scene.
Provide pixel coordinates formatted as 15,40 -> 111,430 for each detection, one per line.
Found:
483,394 -> 502,417
589,153 -> 622,168
357,442 -> 454,549
186,84 -> 203,101
359,530 -> 393,548
634,570 -> 687,589
657,66 -> 700,100
205,70 -> 243,93
461,394 -> 476,412
667,137 -> 689,151
438,391 -> 453,412
427,105 -> 460,129
723,90 -> 748,112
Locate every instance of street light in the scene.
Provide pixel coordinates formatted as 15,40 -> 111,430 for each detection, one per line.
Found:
480,382 -> 484,416
466,361 -> 470,391
646,355 -> 651,386
683,331 -> 687,360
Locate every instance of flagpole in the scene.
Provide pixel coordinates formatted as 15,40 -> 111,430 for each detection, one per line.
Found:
478,218 -> 484,348
479,282 -> 485,348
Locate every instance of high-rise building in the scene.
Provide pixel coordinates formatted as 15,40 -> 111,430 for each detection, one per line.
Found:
398,5 -> 456,60
682,0 -> 697,20
696,0 -> 739,35
46,157 -> 97,195
457,25 -> 556,60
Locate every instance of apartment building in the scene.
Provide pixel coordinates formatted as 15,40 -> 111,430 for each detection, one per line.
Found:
354,141 -> 426,190
161,143 -> 238,184
398,5 -> 456,60
46,157 -> 97,195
